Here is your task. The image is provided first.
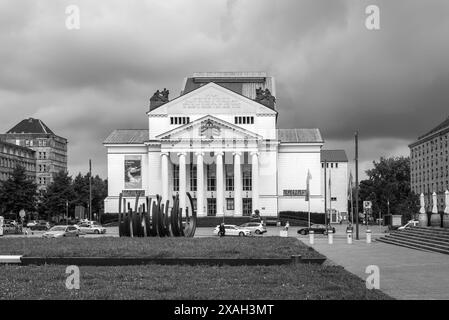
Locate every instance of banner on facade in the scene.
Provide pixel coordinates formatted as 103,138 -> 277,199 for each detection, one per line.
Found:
122,190 -> 145,197
124,155 -> 142,189
283,189 -> 307,197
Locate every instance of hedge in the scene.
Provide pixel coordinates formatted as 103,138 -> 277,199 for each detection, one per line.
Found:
278,211 -> 325,226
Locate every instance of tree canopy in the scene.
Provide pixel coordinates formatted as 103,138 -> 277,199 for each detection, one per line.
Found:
358,156 -> 418,221
0,165 -> 38,216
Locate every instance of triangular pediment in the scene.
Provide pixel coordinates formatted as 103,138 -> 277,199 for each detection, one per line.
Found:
156,115 -> 262,141
147,82 -> 277,116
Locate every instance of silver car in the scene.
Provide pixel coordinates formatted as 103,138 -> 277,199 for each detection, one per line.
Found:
239,222 -> 267,235
77,222 -> 106,234
42,225 -> 80,238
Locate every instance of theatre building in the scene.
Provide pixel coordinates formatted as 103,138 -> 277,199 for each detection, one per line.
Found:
104,72 -> 346,218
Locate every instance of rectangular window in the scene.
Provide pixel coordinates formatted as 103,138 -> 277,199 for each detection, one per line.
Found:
242,198 -> 252,216
226,198 -> 234,210
207,165 -> 216,191
225,165 -> 234,191
207,198 -> 216,216
190,164 -> 197,191
173,165 -> 179,191
243,166 -> 252,191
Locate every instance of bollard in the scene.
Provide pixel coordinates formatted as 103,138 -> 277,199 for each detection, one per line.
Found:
0,216 -> 3,237
328,230 -> 333,244
347,230 -> 352,244
366,229 -> 372,244
309,230 -> 314,245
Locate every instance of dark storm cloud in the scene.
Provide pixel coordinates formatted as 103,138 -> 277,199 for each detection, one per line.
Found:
1,0 -> 448,178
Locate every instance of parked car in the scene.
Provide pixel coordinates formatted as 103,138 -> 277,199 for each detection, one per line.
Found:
26,220 -> 38,227
213,224 -> 251,237
42,225 -> 80,238
77,222 -> 106,234
1,223 -> 23,234
30,221 -> 50,231
297,224 -> 336,235
238,222 -> 267,235
398,220 -> 419,231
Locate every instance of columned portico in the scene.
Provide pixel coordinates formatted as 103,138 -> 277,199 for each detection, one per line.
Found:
161,152 -> 169,201
233,152 -> 242,216
196,152 -> 205,216
178,152 -> 187,212
251,152 -> 259,213
216,151 -> 224,216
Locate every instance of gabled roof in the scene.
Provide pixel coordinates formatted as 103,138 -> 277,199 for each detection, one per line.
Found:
147,82 -> 278,115
277,129 -> 323,143
321,150 -> 348,162
7,118 -> 54,134
418,116 -> 449,140
156,115 -> 262,140
103,129 -> 148,144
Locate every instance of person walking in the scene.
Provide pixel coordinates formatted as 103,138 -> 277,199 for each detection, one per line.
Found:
285,221 -> 290,232
219,223 -> 225,237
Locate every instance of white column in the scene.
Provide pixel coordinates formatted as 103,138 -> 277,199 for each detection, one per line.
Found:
251,152 -> 259,213
178,152 -> 187,212
234,152 -> 242,216
216,151 -> 224,216
196,152 -> 205,216
161,152 -> 169,201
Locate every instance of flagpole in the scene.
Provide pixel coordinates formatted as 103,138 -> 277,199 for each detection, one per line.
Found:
307,170 -> 311,228
350,173 -> 354,225
329,167 -> 332,224
324,160 -> 327,226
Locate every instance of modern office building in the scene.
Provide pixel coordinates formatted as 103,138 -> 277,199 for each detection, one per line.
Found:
104,72 -> 347,218
0,140 -> 36,183
0,118 -> 68,191
409,116 -> 449,212
321,149 -> 349,222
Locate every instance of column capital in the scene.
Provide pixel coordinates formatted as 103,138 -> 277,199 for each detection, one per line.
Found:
195,151 -> 205,157
177,152 -> 187,157
215,151 -> 224,157
250,151 -> 260,157
160,152 -> 169,157
233,151 -> 242,157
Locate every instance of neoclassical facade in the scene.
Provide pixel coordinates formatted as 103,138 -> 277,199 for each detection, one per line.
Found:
104,72 -> 340,217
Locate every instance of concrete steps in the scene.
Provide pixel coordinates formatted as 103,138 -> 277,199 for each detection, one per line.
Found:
376,226 -> 449,255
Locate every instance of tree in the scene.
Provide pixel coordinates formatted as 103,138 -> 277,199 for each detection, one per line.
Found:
0,165 -> 38,217
358,156 -> 418,221
40,170 -> 76,220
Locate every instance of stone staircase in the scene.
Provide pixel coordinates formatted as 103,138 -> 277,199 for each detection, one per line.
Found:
376,226 -> 449,255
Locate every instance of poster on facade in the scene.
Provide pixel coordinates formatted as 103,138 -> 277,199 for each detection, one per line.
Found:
124,155 -> 142,189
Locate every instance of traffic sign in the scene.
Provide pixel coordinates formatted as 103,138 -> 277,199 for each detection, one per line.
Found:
19,209 -> 26,218
363,201 -> 372,209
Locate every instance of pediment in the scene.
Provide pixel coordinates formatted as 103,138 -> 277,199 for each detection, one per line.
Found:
147,82 -> 277,116
156,115 -> 261,141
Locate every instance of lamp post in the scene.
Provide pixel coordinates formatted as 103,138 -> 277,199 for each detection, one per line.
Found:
355,131 -> 359,240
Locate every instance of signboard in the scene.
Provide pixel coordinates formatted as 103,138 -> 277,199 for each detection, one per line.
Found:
283,190 -> 307,197
363,201 -> 372,209
19,209 -> 26,218
124,156 -> 142,189
122,190 -> 145,197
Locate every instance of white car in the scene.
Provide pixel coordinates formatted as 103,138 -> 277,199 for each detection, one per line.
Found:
238,222 -> 267,235
398,220 -> 419,231
76,222 -> 106,234
42,225 -> 80,238
26,220 -> 38,227
213,224 -> 251,237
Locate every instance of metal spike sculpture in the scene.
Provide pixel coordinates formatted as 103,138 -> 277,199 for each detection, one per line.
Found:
117,192 -> 197,237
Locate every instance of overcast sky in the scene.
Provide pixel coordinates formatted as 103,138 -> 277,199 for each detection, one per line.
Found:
1,0 -> 448,179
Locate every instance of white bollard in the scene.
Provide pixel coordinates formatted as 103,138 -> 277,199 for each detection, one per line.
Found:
309,230 -> 314,245
328,230 -> 333,244
347,230 -> 352,244
0,216 -> 3,237
366,230 -> 372,244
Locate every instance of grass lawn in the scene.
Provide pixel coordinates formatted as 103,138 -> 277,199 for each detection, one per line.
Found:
0,264 -> 392,300
0,237 -> 322,259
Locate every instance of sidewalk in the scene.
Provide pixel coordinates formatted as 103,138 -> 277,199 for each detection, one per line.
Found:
298,235 -> 449,299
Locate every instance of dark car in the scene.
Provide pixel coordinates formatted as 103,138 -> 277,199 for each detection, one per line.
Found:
297,224 -> 336,235
29,221 -> 50,231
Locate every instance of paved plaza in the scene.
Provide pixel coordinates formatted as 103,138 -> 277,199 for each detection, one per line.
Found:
298,234 -> 449,300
